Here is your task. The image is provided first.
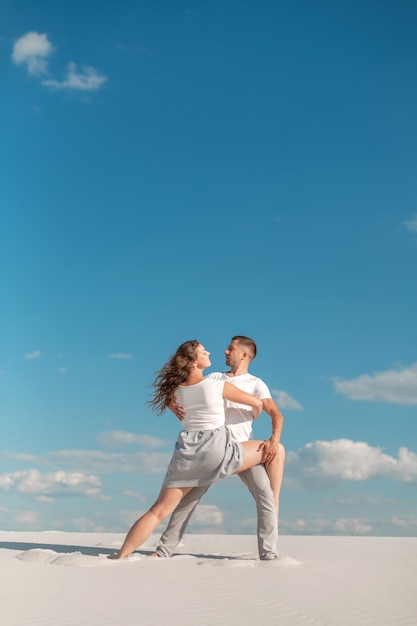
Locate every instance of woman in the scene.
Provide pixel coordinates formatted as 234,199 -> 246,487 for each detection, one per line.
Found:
114,340 -> 281,559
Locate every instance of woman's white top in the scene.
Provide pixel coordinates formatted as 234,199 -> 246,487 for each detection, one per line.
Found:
175,376 -> 225,431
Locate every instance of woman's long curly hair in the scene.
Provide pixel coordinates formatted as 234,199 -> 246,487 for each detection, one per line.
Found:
148,340 -> 200,415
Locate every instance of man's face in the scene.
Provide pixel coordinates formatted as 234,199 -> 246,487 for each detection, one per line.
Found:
224,340 -> 244,368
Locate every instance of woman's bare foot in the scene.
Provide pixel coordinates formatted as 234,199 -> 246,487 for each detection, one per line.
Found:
148,552 -> 160,558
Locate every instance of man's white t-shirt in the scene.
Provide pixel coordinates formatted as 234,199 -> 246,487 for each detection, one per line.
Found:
208,372 -> 271,442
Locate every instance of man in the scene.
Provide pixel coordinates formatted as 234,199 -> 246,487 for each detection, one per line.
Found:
153,335 -> 285,560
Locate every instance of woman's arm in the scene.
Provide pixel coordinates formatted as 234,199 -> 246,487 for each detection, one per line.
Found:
222,382 -> 263,419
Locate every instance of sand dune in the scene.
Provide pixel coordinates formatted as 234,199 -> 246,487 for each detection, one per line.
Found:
1,531 -> 416,625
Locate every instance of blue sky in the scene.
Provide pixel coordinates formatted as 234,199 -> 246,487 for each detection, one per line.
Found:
1,0 -> 416,537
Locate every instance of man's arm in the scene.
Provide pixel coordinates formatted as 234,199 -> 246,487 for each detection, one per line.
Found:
257,397 -> 284,464
168,395 -> 185,421
223,382 -> 263,419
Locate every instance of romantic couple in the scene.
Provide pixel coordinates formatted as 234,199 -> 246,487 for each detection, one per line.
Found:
114,335 -> 285,561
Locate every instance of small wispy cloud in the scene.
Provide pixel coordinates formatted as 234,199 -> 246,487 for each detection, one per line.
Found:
11,31 -> 53,76
25,350 -> 41,360
280,516 -> 372,535
122,489 -> 147,501
12,32 -> 107,93
391,515 -> 417,529
272,390 -> 303,410
14,510 -> 39,525
107,353 -> 133,360
333,363 -> 417,405
97,430 -> 168,449
404,215 -> 417,234
58,367 -> 68,374
42,62 -> 108,92
333,518 -> 372,533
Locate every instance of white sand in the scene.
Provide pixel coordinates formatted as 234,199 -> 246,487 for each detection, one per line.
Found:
0,531 -> 416,625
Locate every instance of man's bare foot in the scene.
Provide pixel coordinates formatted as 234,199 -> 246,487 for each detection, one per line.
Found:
148,552 -> 160,558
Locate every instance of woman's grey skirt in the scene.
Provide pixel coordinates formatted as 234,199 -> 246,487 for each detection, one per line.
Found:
162,425 -> 244,488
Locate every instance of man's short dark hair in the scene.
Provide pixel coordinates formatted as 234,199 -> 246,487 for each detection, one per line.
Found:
231,336 -> 257,360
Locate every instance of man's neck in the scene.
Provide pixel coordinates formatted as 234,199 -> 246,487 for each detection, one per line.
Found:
226,364 -> 250,377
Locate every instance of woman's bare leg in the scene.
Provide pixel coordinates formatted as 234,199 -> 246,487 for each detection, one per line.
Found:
238,441 -> 282,510
115,486 -> 192,559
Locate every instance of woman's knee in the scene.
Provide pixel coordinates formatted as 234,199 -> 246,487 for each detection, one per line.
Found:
149,502 -> 171,523
150,487 -> 187,522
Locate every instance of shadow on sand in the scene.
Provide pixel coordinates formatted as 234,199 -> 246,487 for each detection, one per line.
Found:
0,541 -> 116,556
0,541 -> 241,560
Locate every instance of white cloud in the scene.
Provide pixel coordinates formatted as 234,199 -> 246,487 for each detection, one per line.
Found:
54,450 -> 171,474
0,469 -> 103,499
5,449 -> 171,475
14,510 -> 38,525
281,517 -> 333,533
123,489 -> 147,501
272,389 -> 303,410
404,215 -> 417,234
71,517 -> 103,532
11,31 -> 53,75
323,493 -> 398,506
332,518 -> 372,534
238,517 -> 257,529
333,363 -> 417,404
3,452 -> 37,462
107,353 -> 133,360
286,439 -> 417,487
396,447 -> 417,483
42,62 -> 107,91
279,518 -> 308,532
280,516 -> 372,534
59,367 -> 68,374
192,504 -> 223,526
25,350 -> 40,360
97,431 -> 168,449
12,32 -> 107,96
391,516 -> 417,529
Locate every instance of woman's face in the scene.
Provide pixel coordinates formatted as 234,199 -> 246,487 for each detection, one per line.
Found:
195,344 -> 211,370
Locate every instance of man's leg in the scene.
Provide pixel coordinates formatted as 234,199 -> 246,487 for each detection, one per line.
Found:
238,465 -> 278,559
240,442 -> 285,559
154,486 -> 210,557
